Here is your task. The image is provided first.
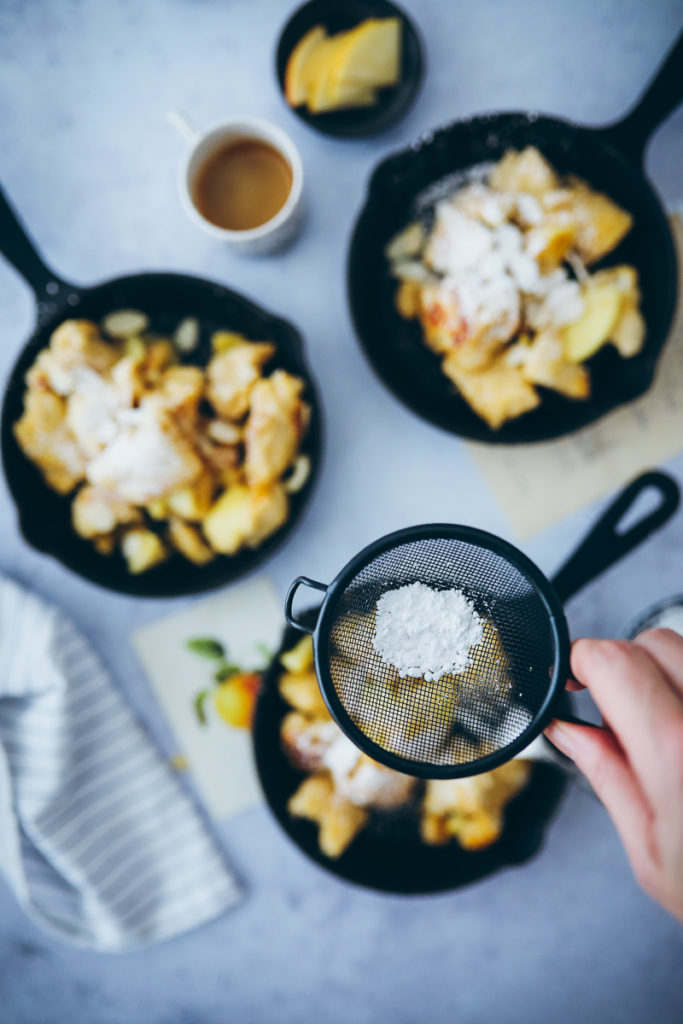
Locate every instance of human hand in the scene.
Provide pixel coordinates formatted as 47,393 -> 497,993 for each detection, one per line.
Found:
545,629 -> 683,923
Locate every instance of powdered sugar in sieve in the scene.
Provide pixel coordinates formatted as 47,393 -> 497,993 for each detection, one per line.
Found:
372,582 -> 484,682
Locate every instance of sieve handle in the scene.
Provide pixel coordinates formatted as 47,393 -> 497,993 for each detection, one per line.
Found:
551,471 -> 680,605
284,576 -> 328,634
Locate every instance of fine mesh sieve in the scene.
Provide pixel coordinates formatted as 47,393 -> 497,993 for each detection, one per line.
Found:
284,473 -> 679,779
287,526 -> 568,778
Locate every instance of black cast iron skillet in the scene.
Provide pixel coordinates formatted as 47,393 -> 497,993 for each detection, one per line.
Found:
253,470 -> 680,893
348,32 -> 683,443
0,188 -> 322,597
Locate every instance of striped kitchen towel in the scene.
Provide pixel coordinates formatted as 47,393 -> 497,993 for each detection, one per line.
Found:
0,575 -> 241,951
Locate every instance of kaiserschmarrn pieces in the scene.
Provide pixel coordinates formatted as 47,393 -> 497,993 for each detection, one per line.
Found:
87,402 -> 204,505
278,634 -> 532,859
72,485 -> 141,539
281,711 -> 338,772
442,350 -> 541,430
14,314 -> 311,573
279,670 -> 331,719
288,774 -> 370,860
202,482 -> 288,555
48,319 -> 120,386
207,341 -> 275,420
421,759 -> 532,850
244,370 -> 310,487
166,518 -> 215,566
386,146 -> 643,429
14,389 -> 86,494
120,527 -> 168,575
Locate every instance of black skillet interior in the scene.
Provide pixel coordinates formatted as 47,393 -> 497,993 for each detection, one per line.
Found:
0,191 -> 322,597
348,34 -> 682,442
275,0 -> 424,138
253,614 -> 567,895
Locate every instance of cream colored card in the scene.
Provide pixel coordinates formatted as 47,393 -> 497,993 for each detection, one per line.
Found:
132,577 -> 284,820
467,213 -> 683,539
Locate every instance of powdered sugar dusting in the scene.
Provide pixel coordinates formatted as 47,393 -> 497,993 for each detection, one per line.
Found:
87,402 -> 201,504
373,582 -> 484,682
424,201 -> 584,337
322,733 -> 416,808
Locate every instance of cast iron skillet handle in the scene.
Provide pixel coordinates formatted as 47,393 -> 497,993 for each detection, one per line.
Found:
284,576 -> 328,634
0,185 -> 70,299
597,30 -> 683,166
551,470 -> 680,606
548,470 -> 679,731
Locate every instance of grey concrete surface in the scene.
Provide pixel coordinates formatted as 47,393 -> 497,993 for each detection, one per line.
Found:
0,1 -> 682,1021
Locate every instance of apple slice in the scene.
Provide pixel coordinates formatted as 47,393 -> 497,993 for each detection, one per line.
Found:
307,35 -> 376,112
308,78 -> 376,112
303,36 -> 340,111
330,17 -> 402,92
285,25 -> 327,107
562,282 -> 623,364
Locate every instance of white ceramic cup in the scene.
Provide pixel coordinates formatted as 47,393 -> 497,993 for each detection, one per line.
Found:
169,111 -> 304,256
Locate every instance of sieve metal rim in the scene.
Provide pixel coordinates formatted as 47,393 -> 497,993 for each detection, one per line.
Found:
286,523 -> 571,779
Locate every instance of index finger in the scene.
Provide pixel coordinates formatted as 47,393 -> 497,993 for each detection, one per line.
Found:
571,638 -> 683,807
633,628 -> 683,697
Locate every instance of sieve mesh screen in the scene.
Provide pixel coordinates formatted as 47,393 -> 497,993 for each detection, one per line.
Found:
325,535 -> 557,770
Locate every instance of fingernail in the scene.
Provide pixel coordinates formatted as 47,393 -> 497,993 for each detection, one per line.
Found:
545,721 -> 576,759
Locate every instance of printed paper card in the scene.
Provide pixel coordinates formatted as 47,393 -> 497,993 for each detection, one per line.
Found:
133,577 -> 283,820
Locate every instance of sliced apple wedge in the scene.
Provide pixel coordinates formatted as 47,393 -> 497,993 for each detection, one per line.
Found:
307,36 -> 376,112
304,36 -> 343,111
309,80 -> 376,112
285,25 -> 327,107
562,282 -> 623,364
331,18 -> 402,90
287,16 -> 402,114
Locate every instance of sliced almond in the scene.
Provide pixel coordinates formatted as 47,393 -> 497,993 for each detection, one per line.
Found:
174,317 -> 200,353
285,454 -> 311,494
385,222 -> 425,263
102,310 -> 149,339
389,260 -> 435,284
207,420 -> 243,445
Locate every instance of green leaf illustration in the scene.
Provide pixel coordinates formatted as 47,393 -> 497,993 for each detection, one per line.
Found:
194,689 -> 211,725
187,637 -> 225,660
214,663 -> 241,683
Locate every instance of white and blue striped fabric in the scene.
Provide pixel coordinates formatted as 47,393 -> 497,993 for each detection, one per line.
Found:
0,576 -> 240,951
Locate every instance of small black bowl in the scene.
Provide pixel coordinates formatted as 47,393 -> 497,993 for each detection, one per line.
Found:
252,618 -> 568,894
275,0 -> 424,139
